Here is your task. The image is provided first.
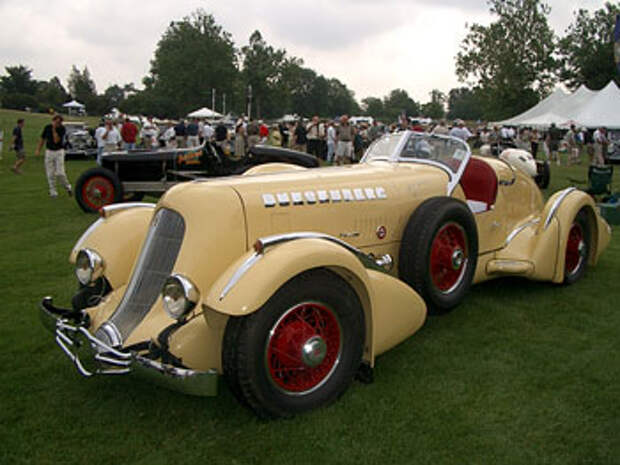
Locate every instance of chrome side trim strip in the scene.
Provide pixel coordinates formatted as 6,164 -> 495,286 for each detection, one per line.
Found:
219,252 -> 262,301
101,202 -> 155,217
504,218 -> 541,247
218,232 -> 387,302
544,187 -> 577,230
71,217 -> 104,257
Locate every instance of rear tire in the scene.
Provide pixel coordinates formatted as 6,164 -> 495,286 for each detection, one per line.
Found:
75,167 -> 123,213
399,197 -> 478,314
222,269 -> 364,418
563,208 -> 591,284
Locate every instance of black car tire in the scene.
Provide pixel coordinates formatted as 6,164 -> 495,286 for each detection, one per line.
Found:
222,269 -> 365,419
399,197 -> 478,315
563,208 -> 591,285
75,167 -> 123,213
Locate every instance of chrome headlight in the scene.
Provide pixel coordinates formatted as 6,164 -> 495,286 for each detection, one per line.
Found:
162,274 -> 200,320
75,249 -> 104,285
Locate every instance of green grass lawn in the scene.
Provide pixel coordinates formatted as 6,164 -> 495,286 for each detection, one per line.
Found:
1,108 -> 619,464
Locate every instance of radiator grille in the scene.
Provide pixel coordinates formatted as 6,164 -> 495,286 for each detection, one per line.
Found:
99,208 -> 185,344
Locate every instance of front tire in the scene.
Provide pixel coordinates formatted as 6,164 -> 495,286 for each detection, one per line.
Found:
399,197 -> 478,314
75,167 -> 123,213
222,269 -> 364,418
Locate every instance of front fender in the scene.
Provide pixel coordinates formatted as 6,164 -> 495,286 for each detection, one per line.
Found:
69,207 -> 154,289
205,237 -> 427,364
205,238 -> 372,316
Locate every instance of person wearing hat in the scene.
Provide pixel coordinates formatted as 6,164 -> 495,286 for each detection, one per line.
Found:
449,120 -> 472,141
34,114 -> 72,198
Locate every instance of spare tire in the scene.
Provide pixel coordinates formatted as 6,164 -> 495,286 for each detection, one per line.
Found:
535,161 -> 551,189
75,167 -> 123,213
399,197 -> 478,314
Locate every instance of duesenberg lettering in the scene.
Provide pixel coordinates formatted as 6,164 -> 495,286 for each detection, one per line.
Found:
262,187 -> 388,207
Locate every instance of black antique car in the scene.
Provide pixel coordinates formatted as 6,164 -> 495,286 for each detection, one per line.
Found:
74,143 -> 319,213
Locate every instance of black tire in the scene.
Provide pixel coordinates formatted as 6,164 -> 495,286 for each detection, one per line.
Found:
563,208 -> 591,285
222,269 -> 365,418
535,161 -> 551,189
75,167 -> 123,213
399,197 -> 478,315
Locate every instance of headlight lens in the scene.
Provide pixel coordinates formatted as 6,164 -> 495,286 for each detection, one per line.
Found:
75,249 -> 104,285
162,274 -> 200,320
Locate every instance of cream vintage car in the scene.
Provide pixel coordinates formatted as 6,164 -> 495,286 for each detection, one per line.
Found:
41,131 -> 611,418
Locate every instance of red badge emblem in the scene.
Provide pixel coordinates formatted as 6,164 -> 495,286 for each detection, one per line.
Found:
376,226 -> 387,240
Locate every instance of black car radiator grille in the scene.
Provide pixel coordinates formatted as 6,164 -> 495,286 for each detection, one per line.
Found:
98,208 -> 185,344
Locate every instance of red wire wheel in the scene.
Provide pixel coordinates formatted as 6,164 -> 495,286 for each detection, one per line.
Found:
81,176 -> 116,211
565,222 -> 585,276
265,302 -> 342,395
429,222 -> 469,293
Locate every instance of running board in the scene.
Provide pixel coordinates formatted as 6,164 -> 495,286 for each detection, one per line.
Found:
486,260 -> 534,275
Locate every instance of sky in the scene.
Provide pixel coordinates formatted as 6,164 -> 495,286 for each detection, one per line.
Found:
0,0 -> 609,105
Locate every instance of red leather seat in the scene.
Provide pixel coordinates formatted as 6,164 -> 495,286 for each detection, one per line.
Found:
460,158 -> 498,211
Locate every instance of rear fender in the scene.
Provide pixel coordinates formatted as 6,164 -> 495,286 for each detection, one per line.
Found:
205,236 -> 426,364
69,206 -> 154,289
539,189 -> 607,282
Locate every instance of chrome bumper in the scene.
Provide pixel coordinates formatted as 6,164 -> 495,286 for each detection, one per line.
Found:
40,297 -> 218,396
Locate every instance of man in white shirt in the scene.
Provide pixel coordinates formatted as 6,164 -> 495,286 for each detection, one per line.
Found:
449,120 -> 472,141
593,127 -> 608,166
202,122 -> 215,142
306,115 -> 325,159
140,117 -> 159,148
95,119 -> 121,165
326,121 -> 336,164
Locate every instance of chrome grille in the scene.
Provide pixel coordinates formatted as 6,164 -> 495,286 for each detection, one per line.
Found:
98,208 -> 185,344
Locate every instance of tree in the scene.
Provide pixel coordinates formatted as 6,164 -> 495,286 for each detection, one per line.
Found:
446,87 -> 485,121
557,2 -> 620,90
35,76 -> 69,112
361,97 -> 384,118
67,65 -> 101,112
421,89 -> 446,119
0,65 -> 38,95
103,84 -> 126,109
241,30 -> 289,118
382,89 -> 419,122
455,0 -> 556,120
148,9 -> 238,117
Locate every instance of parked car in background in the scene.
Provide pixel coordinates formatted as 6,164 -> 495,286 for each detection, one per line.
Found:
41,131 -> 611,418
74,142 -> 319,213
64,121 -> 97,160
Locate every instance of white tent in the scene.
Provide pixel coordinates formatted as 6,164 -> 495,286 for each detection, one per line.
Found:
187,107 -> 222,119
62,99 -> 85,109
497,81 -> 620,129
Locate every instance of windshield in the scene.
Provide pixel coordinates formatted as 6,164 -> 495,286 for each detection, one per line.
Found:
364,133 -> 403,161
399,133 -> 469,174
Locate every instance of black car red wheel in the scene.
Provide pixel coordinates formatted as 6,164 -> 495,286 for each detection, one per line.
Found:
564,208 -> 591,284
81,176 -> 116,211
223,269 -> 364,418
266,302 -> 342,395
399,197 -> 478,314
75,167 -> 123,213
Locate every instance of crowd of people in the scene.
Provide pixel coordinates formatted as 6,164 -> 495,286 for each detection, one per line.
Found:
6,111 -> 616,198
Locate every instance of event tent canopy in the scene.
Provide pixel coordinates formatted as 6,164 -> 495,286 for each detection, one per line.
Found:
187,107 -> 222,119
62,99 -> 85,109
496,81 -> 620,130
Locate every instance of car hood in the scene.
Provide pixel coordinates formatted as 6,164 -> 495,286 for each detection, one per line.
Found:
164,161 -> 449,251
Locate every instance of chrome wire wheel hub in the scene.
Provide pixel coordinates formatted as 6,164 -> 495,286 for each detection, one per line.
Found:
301,336 -> 327,368
265,302 -> 342,395
430,222 -> 468,294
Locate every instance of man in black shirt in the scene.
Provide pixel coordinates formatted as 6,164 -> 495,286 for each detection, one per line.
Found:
35,114 -> 72,198
11,118 -> 26,174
